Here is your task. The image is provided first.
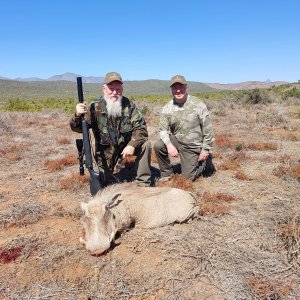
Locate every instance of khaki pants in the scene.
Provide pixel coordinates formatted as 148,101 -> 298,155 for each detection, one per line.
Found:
154,136 -> 211,181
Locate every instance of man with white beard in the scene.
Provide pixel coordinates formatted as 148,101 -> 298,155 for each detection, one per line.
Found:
70,72 -> 151,187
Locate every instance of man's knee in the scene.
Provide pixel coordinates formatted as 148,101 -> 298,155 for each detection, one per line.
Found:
135,140 -> 151,156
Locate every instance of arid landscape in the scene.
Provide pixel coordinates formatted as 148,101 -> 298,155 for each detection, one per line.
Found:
0,92 -> 299,299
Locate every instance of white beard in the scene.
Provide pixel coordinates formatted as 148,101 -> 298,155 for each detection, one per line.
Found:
104,95 -> 122,117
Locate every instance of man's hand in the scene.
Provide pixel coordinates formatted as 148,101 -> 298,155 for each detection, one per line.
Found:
121,145 -> 135,158
76,102 -> 87,117
167,143 -> 179,157
199,151 -> 209,161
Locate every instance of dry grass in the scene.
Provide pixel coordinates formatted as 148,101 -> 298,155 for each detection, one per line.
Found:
234,170 -> 252,181
246,142 -> 278,151
218,160 -> 241,171
0,143 -> 27,161
198,191 -> 235,215
51,204 -> 82,220
247,275 -> 294,299
278,215 -> 300,263
199,202 -> 229,215
229,150 -> 247,161
44,153 -> 77,171
0,199 -> 47,229
274,163 -> 300,181
0,113 -> 12,134
212,151 -> 223,159
56,137 -> 71,145
46,148 -> 60,155
267,128 -> 299,141
203,191 -> 235,202
0,144 -> 19,156
3,152 -> 22,161
157,174 -> 194,191
59,172 -> 90,190
214,134 -> 236,149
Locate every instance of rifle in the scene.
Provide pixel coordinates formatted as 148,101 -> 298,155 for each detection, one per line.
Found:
76,77 -> 102,195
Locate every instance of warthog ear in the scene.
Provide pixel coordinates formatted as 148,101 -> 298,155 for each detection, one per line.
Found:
106,193 -> 122,209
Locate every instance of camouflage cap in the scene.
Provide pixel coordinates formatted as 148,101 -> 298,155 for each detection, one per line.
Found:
104,72 -> 123,84
170,75 -> 187,87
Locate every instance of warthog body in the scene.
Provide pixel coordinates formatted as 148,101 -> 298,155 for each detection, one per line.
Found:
80,183 -> 198,255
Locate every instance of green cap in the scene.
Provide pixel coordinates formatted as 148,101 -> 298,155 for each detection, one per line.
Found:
170,75 -> 187,87
104,72 -> 123,84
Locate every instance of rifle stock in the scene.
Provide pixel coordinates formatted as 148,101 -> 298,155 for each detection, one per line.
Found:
76,77 -> 102,195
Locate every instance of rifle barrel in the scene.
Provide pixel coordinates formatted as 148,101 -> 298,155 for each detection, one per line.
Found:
77,77 -> 84,103
76,76 -> 102,195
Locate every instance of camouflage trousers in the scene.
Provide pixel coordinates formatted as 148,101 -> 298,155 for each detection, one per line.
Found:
154,135 -> 214,181
99,141 -> 152,187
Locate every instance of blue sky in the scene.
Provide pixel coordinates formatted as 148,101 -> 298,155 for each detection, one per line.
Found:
1,0 -> 299,83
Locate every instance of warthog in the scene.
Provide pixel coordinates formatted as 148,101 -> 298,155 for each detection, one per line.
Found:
80,183 -> 198,255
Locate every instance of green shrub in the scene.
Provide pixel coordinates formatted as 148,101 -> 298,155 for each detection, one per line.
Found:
284,87 -> 300,98
245,88 -> 271,104
235,143 -> 243,151
2,97 -> 77,114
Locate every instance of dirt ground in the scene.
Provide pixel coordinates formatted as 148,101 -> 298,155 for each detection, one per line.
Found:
0,99 -> 299,299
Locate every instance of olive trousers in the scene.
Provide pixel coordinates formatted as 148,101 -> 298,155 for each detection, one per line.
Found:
154,136 -> 212,181
101,140 -> 152,187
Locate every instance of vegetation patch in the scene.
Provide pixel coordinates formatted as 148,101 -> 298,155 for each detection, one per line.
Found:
199,203 -> 229,215
157,174 -> 194,191
2,97 -> 77,114
229,150 -> 247,161
0,143 -> 26,161
244,88 -> 271,104
198,191 -> 235,215
218,160 -> 241,171
214,134 -> 236,149
234,170 -> 252,181
0,200 -> 47,229
56,137 -> 71,145
59,173 -> 89,190
246,142 -> 277,151
247,275 -> 294,299
278,215 -> 300,263
274,163 -> 300,181
44,154 -> 77,171
51,204 -> 82,219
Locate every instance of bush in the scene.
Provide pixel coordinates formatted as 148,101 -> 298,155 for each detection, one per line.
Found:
3,97 -> 77,114
245,88 -> 271,104
284,87 -> 300,98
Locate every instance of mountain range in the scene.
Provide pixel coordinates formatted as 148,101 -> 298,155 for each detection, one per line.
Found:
0,72 -> 288,88
0,72 -> 104,84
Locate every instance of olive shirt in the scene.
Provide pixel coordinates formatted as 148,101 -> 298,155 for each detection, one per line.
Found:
159,95 -> 214,153
70,96 -> 148,170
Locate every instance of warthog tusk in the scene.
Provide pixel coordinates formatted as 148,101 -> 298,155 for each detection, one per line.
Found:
79,237 -> 86,245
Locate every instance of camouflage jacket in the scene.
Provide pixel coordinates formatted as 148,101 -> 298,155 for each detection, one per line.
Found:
70,96 -> 148,170
159,95 -> 214,153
